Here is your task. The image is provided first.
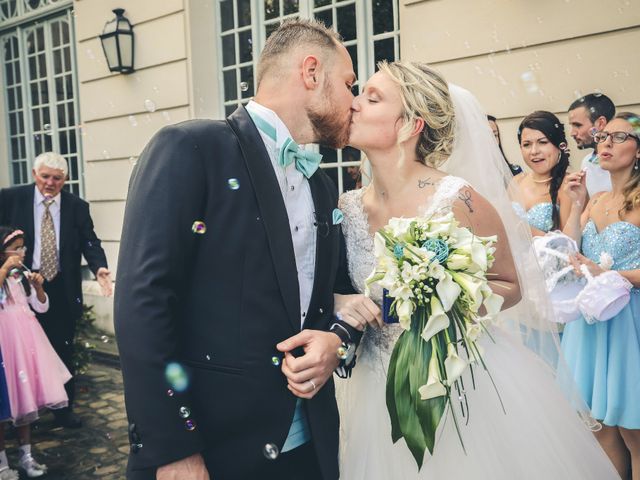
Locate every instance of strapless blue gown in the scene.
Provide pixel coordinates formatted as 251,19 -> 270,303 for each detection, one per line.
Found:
562,220 -> 640,428
513,202 -> 555,233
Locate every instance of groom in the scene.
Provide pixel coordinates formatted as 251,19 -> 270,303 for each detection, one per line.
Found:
115,19 -> 358,480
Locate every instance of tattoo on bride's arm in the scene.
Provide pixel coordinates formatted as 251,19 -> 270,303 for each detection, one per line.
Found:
418,178 -> 434,189
458,190 -> 474,213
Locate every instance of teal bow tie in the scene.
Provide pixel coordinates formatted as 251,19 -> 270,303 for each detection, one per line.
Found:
248,109 -> 322,179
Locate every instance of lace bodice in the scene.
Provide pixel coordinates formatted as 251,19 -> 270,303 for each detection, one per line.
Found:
338,176 -> 469,366
582,220 -> 640,272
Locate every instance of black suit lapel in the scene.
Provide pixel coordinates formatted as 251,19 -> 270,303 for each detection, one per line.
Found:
227,107 -> 301,332
59,191 -> 73,268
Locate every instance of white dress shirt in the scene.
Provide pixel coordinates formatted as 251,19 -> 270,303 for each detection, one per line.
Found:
32,185 -> 61,270
246,101 -> 317,327
580,151 -> 611,198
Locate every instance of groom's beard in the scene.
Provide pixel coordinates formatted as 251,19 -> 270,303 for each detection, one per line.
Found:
307,81 -> 351,149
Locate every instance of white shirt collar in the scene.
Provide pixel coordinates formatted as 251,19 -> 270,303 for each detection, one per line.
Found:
34,185 -> 61,206
246,100 -> 294,151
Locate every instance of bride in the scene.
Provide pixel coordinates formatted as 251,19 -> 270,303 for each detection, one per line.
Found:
333,62 -> 618,479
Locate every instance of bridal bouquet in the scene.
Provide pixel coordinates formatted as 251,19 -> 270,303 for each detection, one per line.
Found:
365,212 -> 504,468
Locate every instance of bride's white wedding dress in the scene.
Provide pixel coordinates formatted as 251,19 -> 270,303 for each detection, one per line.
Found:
336,176 -> 618,480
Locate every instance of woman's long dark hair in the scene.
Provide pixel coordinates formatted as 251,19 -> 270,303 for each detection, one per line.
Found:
517,111 -> 570,230
0,226 -> 31,297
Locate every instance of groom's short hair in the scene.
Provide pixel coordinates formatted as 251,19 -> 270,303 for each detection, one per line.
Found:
256,18 -> 342,88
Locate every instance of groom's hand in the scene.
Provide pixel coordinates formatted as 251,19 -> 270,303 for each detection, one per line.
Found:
156,453 -> 210,480
277,330 -> 342,399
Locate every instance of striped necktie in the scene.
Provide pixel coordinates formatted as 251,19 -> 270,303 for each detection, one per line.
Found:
40,198 -> 59,281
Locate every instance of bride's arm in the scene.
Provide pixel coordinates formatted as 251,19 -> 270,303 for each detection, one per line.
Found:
451,186 -> 522,310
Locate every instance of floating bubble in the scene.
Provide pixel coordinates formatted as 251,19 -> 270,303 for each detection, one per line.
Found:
18,370 -> 27,383
227,178 -> 240,190
463,40 -> 470,49
205,354 -> 211,361
263,443 -> 279,460
165,362 -> 189,392
590,107 -> 596,114
162,111 -> 171,122
271,356 -> 280,366
128,115 -> 138,127
105,433 -> 112,440
185,419 -> 196,431
100,335 -> 109,343
536,16 -> 543,24
102,150 -> 110,159
167,389 -> 174,397
240,82 -> 249,92
86,48 -> 95,60
44,123 -> 52,135
179,406 -> 191,418
574,90 -> 583,100
520,71 -> 539,94
144,99 -> 157,113
129,156 -> 138,166
594,89 -> 603,97
191,221 -> 206,235
152,86 -> 160,93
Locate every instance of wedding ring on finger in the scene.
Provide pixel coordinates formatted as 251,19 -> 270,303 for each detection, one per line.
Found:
308,379 -> 317,391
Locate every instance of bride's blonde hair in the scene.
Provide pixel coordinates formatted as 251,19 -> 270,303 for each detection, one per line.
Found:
378,61 -> 456,167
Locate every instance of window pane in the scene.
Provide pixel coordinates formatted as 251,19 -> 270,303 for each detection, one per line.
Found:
342,165 -> 362,191
222,34 -> 235,67
238,29 -> 253,63
337,4 -> 356,41
225,104 -> 236,117
240,65 -> 253,99
223,69 -> 237,101
314,0 -> 331,7
237,0 -> 251,27
0,0 -> 18,20
283,0 -> 299,15
374,37 -> 395,67
264,0 -> 278,20
320,145 -> 338,164
315,9 -> 332,29
265,22 -> 279,39
372,0 -> 394,35
220,0 -> 234,32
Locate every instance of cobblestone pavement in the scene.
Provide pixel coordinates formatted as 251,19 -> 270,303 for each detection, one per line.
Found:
5,362 -> 128,479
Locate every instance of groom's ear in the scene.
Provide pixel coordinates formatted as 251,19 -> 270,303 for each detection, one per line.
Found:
301,55 -> 321,90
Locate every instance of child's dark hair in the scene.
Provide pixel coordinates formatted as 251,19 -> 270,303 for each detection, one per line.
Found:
0,226 -> 31,297
517,111 -> 570,230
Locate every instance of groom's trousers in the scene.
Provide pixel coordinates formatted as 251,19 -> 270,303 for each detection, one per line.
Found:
262,442 -> 324,480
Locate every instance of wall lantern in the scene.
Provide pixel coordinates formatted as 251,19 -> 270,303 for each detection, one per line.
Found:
99,8 -> 135,74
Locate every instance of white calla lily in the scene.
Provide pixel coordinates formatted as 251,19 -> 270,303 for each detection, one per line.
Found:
396,299 -> 414,330
421,296 -> 450,342
451,271 -> 483,311
444,343 -> 468,385
388,217 -> 413,239
466,323 -> 483,342
419,354 -> 447,400
447,252 -> 472,270
435,272 -> 461,311
483,292 -> 504,316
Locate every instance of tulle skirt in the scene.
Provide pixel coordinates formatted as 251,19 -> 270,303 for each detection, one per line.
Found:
561,292 -> 640,429
0,305 -> 72,426
336,329 -> 618,479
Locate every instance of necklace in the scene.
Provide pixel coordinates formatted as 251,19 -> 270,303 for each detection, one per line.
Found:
602,193 -> 621,217
531,176 -> 552,183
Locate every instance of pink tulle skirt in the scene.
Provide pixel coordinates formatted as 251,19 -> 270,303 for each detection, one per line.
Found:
0,305 -> 72,425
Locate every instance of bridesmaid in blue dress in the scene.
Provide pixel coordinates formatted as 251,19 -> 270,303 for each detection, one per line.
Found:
513,111 -> 574,235
562,112 -> 640,479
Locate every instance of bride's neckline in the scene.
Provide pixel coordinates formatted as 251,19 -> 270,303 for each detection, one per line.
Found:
356,175 -> 456,237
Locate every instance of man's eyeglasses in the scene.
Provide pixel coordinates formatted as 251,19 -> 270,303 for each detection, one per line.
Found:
593,131 -> 640,144
5,246 -> 27,255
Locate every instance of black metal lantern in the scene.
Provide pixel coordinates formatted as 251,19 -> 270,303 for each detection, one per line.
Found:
99,8 -> 135,74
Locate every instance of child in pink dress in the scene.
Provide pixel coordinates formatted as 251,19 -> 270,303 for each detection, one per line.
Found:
0,228 -> 72,478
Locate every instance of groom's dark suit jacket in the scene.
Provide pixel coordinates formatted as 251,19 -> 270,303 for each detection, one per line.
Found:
115,107 -> 352,480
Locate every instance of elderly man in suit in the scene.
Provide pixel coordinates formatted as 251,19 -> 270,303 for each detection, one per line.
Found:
0,151 -> 112,428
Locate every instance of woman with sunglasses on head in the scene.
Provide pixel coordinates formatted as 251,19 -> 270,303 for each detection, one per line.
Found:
562,113 -> 640,479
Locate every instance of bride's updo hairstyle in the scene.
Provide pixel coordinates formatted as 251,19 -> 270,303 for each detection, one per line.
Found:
378,61 -> 456,167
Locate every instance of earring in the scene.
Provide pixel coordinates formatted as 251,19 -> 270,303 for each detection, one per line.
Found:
635,160 -> 639,170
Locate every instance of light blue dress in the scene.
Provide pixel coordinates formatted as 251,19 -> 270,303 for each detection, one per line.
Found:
513,202 -> 555,233
561,220 -> 640,428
